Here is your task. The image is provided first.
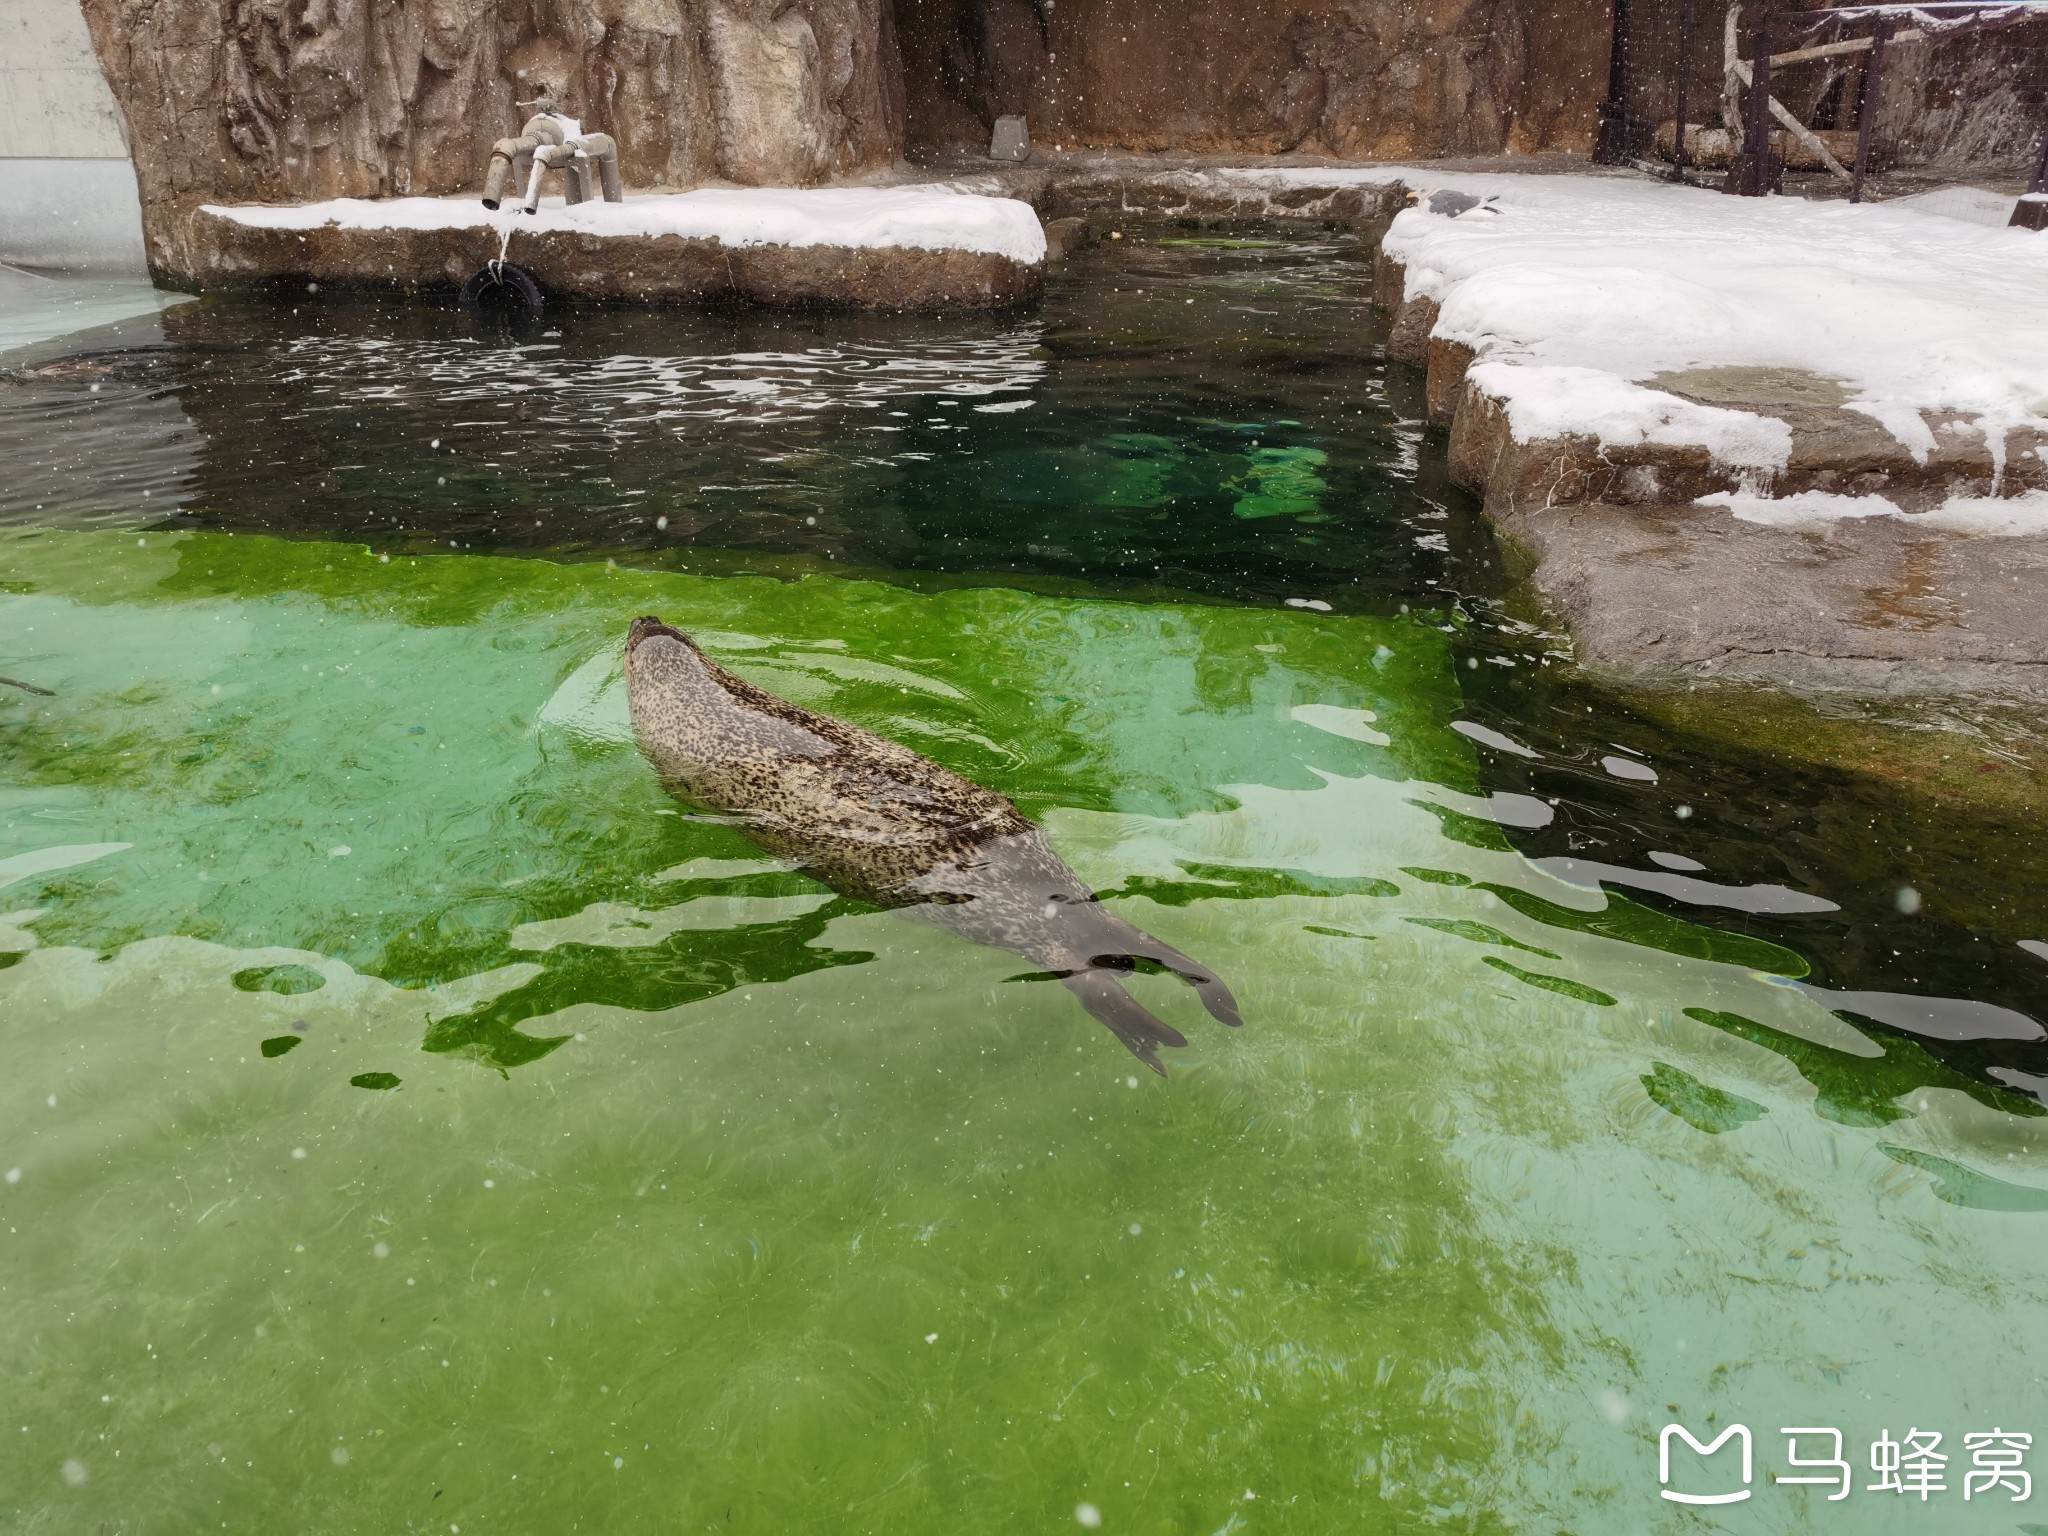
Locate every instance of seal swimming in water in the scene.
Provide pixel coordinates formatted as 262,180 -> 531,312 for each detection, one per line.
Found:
624,616 -> 1241,1073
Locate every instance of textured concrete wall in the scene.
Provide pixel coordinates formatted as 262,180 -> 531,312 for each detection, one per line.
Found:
0,160 -> 150,272
0,0 -> 131,157
0,0 -> 146,270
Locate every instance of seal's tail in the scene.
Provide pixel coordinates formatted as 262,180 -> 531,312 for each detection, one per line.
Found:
1061,969 -> 1188,1076
1089,909 -> 1244,1030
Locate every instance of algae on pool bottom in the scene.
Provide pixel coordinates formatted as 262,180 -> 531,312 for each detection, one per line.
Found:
2,527 -> 2046,1532
5,229 -> 2047,1533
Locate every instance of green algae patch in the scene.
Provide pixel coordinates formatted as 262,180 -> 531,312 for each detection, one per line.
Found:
0,527 -> 1470,1073
1881,1145 -> 2048,1211
233,963 -> 326,995
1107,859 -> 1400,907
1481,955 -> 1617,1006
1405,797 -> 1516,852
1405,916 -> 1559,959
1230,446 -> 1329,520
1480,883 -> 1808,978
1400,866 -> 1474,887
1641,1061 -> 1768,1134
1684,1006 -> 2046,1125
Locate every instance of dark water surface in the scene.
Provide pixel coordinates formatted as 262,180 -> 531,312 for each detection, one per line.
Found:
3,228 -> 2046,1532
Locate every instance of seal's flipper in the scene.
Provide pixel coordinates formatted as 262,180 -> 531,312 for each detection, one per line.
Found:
1088,912 -> 1245,1029
1061,969 -> 1188,1076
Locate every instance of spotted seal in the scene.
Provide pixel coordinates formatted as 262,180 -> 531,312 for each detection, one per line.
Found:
625,616 -> 1241,1072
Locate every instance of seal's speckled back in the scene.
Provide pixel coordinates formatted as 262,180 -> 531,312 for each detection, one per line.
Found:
624,616 -> 1241,1072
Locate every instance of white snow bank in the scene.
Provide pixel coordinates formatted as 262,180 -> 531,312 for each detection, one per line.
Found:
1884,185 -> 2023,229
1209,166 -> 1410,190
1364,170 -> 2048,476
1468,360 -> 1792,477
203,185 -> 1048,264
1701,487 -> 2048,536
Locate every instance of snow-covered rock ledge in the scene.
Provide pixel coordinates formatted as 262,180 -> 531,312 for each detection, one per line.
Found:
1372,175 -> 2048,513
1367,172 -> 2048,700
184,186 -> 1048,310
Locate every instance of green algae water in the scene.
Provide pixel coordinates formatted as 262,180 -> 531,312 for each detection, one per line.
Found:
4,229 -> 2048,1533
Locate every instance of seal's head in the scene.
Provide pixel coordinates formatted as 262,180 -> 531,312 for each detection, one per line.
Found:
625,616 -> 720,715
628,614 -> 691,653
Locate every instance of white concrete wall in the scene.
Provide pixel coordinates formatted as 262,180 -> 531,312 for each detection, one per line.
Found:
0,0 -> 148,271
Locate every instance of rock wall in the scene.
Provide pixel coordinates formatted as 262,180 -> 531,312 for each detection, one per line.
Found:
895,0 -> 1612,157
1887,26 -> 2048,172
79,0 -> 906,278
81,0 -> 1618,284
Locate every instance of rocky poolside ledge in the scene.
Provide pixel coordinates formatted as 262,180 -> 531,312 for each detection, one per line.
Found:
190,185 -> 1050,311
178,157 -> 1434,309
1353,169 -> 2048,702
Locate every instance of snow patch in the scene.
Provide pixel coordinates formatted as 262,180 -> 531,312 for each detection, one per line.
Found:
1470,361 -> 1792,477
1701,487 -> 2048,536
1886,185 -> 2024,229
204,185 -> 1048,264
1209,166 -> 1409,190
1368,171 -> 2048,470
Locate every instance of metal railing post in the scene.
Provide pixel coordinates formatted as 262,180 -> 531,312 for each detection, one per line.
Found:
1738,8 -> 1775,193
1596,0 -> 1637,163
1673,0 -> 1696,175
2016,123 -> 2048,227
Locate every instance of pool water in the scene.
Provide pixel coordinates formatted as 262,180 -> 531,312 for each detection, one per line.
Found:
3,228 -> 2046,1533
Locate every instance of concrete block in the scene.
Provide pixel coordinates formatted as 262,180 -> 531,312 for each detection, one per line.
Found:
989,116 -> 1029,161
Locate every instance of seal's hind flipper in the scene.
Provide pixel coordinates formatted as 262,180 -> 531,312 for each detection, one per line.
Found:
1062,969 -> 1188,1076
1089,913 -> 1244,1029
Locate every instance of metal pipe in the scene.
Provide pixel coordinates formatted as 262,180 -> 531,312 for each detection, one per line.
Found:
576,133 -> 624,202
521,151 -> 551,215
517,133 -> 623,213
482,114 -> 566,210
482,144 -> 537,209
1850,17 -> 1891,203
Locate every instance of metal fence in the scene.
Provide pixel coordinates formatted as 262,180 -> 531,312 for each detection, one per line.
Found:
1595,0 -> 2048,209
